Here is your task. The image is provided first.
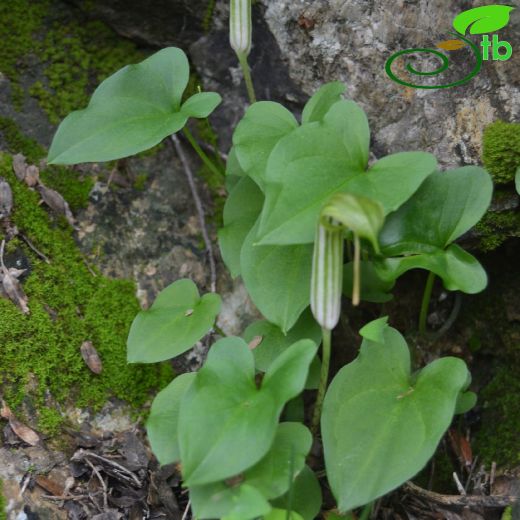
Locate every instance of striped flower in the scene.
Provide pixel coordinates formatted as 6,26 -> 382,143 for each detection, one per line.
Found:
311,218 -> 344,331
230,0 -> 252,57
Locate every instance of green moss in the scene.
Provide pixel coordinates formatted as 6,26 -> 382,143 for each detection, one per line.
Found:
0,117 -> 46,163
0,153 -> 173,432
502,507 -> 513,520
40,166 -> 93,210
483,121 -> 520,184
32,18 -> 143,123
475,208 -> 520,251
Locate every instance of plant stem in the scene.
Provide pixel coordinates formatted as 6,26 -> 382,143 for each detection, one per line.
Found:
359,501 -> 374,520
311,328 -> 332,435
352,234 -> 361,306
238,53 -> 256,104
213,323 -> 227,337
182,127 -> 224,179
419,271 -> 436,335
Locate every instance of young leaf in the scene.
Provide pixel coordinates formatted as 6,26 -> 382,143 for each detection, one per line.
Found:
48,48 -> 221,164
218,176 -> 264,278
233,101 -> 298,190
453,5 -> 515,35
179,337 -> 316,486
301,81 -> 346,124
241,221 -> 313,333
181,92 -> 222,118
243,309 -> 321,373
321,318 -> 471,512
127,279 -> 221,363
272,466 -> 322,520
379,167 -> 493,256
146,373 -> 195,465
374,244 -> 488,294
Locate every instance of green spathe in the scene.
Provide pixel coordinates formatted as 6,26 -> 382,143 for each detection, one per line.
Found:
48,48 -> 221,164
127,279 -> 221,363
321,318 -> 472,512
178,337 -> 317,486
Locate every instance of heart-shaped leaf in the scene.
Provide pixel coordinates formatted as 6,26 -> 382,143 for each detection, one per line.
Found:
218,176 -> 264,278
272,465 -> 322,520
241,220 -> 313,333
453,5 -> 515,35
320,192 -> 384,252
179,337 -> 317,485
146,373 -> 196,465
127,279 -> 221,363
233,101 -> 298,190
190,423 -> 311,520
322,318 -> 471,512
243,309 -> 321,373
374,244 -> 488,294
257,105 -> 435,246
48,48 -> 221,164
380,167 -> 492,253
302,81 -> 346,124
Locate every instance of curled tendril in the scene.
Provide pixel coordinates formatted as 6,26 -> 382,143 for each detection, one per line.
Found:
385,33 -> 482,89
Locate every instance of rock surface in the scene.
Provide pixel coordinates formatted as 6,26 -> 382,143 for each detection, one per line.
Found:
261,0 -> 519,167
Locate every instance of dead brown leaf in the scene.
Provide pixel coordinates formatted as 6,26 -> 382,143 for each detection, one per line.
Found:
0,400 -> 40,446
0,177 -> 13,220
12,153 -> 28,182
37,185 -> 75,227
24,165 -> 40,187
248,335 -> 263,350
80,340 -> 103,374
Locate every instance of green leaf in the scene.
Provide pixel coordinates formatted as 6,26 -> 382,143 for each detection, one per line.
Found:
322,318 -> 471,512
233,101 -> 298,190
179,337 -> 316,485
241,220 -> 313,333
515,166 -> 520,195
380,167 -> 493,256
190,423 -> 312,519
455,391 -> 477,415
302,81 -> 346,124
218,176 -> 264,277
257,113 -> 434,246
48,48 -> 221,164
226,146 -> 246,178
192,483 -> 270,520
272,466 -> 322,520
374,244 -> 488,294
146,373 -> 196,465
181,91 -> 222,118
243,309 -> 321,373
127,279 -> 221,363
343,261 -> 395,303
453,5 -> 515,35
264,510 -> 304,520
320,192 -> 384,252
343,152 -> 438,216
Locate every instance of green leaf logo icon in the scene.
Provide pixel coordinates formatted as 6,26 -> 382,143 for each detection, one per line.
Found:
453,5 -> 515,35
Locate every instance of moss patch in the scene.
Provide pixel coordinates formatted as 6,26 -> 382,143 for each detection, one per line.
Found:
475,207 -> 520,252
0,153 -> 173,434
483,120 -> 520,184
0,117 -> 46,164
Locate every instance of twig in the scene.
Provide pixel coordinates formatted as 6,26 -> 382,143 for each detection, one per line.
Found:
20,233 -> 50,264
72,449 -> 142,488
171,134 -> 217,293
181,499 -> 191,520
453,472 -> 466,495
403,481 -> 516,509
85,458 -> 108,509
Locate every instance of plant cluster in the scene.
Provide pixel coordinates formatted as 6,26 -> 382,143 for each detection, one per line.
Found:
46,2 -> 494,516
